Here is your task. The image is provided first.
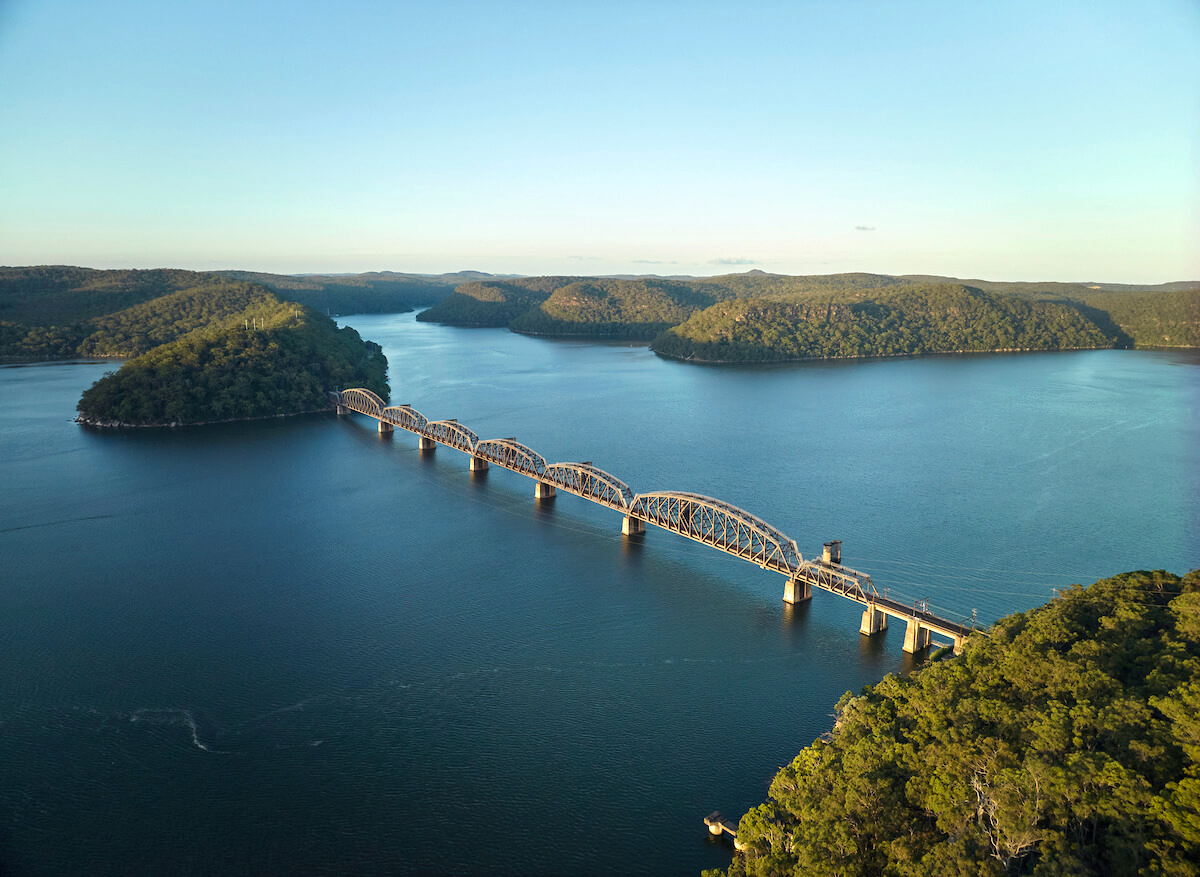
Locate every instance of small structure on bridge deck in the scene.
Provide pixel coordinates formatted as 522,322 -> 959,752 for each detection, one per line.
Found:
622,515 -> 645,536
704,812 -> 746,850
534,481 -> 556,500
823,540 -> 842,565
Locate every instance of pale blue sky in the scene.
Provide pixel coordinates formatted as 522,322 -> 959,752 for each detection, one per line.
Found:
1,0 -> 1196,281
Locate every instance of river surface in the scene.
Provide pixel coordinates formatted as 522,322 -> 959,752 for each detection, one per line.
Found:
1,313 -> 1196,875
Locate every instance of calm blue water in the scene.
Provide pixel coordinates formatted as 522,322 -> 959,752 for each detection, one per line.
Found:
1,314 -> 1196,875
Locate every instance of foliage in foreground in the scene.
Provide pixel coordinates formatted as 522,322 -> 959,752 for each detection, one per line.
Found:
708,569 -> 1200,877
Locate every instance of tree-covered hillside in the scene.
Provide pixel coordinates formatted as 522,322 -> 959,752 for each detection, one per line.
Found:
900,275 -> 1200,349
0,266 -> 215,326
654,284 -> 1113,362
0,268 -> 291,360
508,278 -> 738,339
415,277 -> 582,326
212,270 -> 455,315
416,272 -> 907,336
414,270 -> 1197,356
76,296 -> 387,426
711,568 -> 1200,877
1071,289 -> 1200,349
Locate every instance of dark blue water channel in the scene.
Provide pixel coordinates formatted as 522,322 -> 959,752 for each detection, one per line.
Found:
1,313 -> 1197,875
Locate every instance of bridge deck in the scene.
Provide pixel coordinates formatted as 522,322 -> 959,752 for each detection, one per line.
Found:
335,390 -> 976,646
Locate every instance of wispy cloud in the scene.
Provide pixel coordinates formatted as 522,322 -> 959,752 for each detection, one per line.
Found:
567,255 -> 603,261
633,259 -> 677,265
854,226 -> 876,232
709,257 -> 756,266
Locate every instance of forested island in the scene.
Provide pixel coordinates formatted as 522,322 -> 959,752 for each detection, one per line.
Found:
705,568 -> 1200,877
0,267 -> 387,426
414,270 -> 1199,362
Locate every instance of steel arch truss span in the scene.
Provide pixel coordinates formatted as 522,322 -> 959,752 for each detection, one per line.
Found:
629,492 -> 803,573
381,404 -> 428,434
476,438 -> 547,478
795,561 -> 880,604
545,463 -> 633,511
341,388 -> 386,417
424,420 -> 479,454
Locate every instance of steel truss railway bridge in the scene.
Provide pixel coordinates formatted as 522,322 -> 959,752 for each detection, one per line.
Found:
333,388 -> 975,654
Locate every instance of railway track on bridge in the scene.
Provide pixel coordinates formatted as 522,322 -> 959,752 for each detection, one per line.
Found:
333,388 -> 977,654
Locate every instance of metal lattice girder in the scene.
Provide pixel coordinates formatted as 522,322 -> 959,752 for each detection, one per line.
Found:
544,462 -> 634,510
423,419 -> 479,454
629,491 -> 803,573
476,438 -> 547,478
380,404 -> 428,434
340,388 -> 386,417
795,561 -> 879,603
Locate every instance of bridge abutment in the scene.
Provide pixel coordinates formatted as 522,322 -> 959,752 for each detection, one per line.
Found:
534,482 -> 556,500
903,619 -> 931,654
860,605 -> 888,636
418,436 -> 435,451
336,405 -> 348,416
622,515 -> 645,536
783,576 -> 812,604
470,456 -> 489,472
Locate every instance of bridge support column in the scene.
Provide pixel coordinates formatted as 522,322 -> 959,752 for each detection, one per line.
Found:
378,420 -> 393,434
534,482 -> 556,500
470,456 -> 488,472
783,576 -> 812,605
903,619 -> 931,654
622,515 -> 645,536
953,635 -> 966,656
860,605 -> 888,636
336,405 -> 348,416
418,436 -> 435,451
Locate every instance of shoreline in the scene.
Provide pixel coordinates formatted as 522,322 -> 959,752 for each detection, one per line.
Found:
75,406 -> 334,430
648,343 -> 1134,365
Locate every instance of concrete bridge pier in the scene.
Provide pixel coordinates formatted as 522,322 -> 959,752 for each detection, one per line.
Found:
378,420 -> 393,434
903,619 -> 931,654
418,436 -> 435,451
470,456 -> 489,472
534,482 -> 556,500
622,515 -> 645,536
860,605 -> 888,636
336,405 -> 348,416
783,576 -> 812,604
